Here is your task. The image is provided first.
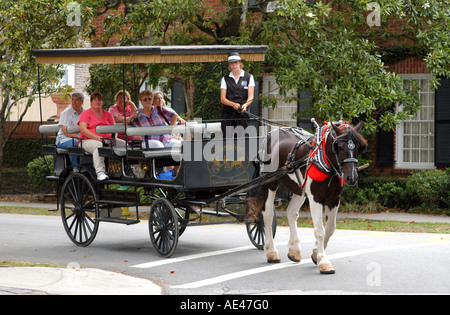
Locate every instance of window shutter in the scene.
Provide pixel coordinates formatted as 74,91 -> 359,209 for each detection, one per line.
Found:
171,79 -> 186,115
376,129 -> 394,166
435,78 -> 450,167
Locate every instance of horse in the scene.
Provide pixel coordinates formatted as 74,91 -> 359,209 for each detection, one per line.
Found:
255,121 -> 367,274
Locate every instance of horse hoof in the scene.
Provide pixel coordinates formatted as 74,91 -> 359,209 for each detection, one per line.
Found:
267,253 -> 280,263
311,253 -> 318,265
287,250 -> 301,263
319,264 -> 335,274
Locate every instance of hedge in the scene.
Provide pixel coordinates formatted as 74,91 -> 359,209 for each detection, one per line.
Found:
341,169 -> 450,215
3,138 -> 52,168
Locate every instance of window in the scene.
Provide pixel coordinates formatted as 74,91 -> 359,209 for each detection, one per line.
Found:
396,74 -> 435,169
262,75 -> 298,128
59,65 -> 75,88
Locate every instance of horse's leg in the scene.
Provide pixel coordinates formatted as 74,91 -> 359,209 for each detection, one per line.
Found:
324,203 -> 339,250
263,188 -> 280,263
286,193 -> 306,262
308,194 -> 335,274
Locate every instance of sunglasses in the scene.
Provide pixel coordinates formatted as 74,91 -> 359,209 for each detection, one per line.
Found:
141,98 -> 152,102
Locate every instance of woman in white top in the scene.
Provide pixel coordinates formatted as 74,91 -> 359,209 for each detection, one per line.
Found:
220,52 -> 255,137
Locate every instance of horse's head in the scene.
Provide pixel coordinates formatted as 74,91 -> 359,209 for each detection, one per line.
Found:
329,121 -> 367,186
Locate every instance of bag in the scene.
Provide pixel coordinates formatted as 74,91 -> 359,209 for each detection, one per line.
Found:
156,170 -> 175,180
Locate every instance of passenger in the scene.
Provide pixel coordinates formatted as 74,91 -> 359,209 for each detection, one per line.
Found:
129,90 -> 184,149
56,92 -> 84,169
108,90 -> 140,142
78,92 -> 126,181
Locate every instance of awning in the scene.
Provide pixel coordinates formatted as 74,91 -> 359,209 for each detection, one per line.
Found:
33,45 -> 268,65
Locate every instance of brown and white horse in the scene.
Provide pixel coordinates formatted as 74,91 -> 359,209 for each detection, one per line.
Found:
257,121 -> 367,274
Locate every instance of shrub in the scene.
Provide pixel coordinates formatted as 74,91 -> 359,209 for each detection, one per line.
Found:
405,169 -> 450,214
341,170 -> 449,215
375,180 -> 410,209
26,155 -> 54,192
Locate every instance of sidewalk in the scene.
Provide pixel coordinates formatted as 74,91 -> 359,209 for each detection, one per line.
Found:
0,267 -> 162,295
1,201 -> 449,223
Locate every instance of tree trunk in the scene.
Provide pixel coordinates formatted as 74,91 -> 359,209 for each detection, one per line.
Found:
0,117 -> 5,194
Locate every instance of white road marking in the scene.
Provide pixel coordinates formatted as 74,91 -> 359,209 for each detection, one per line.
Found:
171,241 -> 449,289
131,242 -> 288,269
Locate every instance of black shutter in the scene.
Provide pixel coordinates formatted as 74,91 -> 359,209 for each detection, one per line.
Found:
435,78 -> 450,167
376,107 -> 394,166
376,129 -> 395,166
297,89 -> 313,129
171,79 -> 187,115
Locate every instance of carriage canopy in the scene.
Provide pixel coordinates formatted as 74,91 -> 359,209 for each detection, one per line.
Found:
32,45 -> 268,65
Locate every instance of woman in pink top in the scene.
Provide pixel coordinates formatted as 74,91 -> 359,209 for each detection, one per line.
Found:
78,92 -> 125,181
109,90 -> 140,142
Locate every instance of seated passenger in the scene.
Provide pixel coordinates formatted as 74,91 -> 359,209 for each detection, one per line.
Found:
78,92 -> 126,181
129,90 -> 184,149
108,90 -> 140,142
56,92 -> 84,169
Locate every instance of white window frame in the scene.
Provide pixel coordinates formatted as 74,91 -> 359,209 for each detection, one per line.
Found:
396,74 -> 435,169
262,75 -> 297,128
58,65 -> 75,88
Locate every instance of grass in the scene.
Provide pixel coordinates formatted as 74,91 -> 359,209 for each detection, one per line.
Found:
289,217 -> 450,234
1,205 -> 449,234
0,260 -> 66,268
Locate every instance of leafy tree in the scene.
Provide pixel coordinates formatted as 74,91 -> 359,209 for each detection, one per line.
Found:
0,0 -> 94,192
87,0 -> 449,136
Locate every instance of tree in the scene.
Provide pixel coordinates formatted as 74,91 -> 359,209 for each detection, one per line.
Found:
0,0 -> 94,192
88,0 -> 449,136
263,0 -> 449,134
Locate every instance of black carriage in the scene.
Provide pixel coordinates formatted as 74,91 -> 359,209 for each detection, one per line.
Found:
34,45 -> 277,258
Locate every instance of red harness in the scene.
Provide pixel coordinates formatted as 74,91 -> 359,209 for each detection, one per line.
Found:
301,123 -> 346,189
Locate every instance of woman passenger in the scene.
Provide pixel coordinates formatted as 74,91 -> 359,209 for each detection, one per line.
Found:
78,92 -> 126,181
130,90 -> 184,149
108,90 -> 140,142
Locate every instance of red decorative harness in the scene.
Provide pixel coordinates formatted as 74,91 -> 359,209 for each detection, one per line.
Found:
301,123 -> 347,189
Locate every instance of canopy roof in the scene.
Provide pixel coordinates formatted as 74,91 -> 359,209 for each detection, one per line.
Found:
33,45 -> 268,65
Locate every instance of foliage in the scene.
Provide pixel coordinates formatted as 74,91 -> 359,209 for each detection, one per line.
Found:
341,169 -> 450,215
26,155 -> 54,192
405,169 -> 450,213
84,0 -> 450,139
0,0 -> 94,192
3,138 -> 49,168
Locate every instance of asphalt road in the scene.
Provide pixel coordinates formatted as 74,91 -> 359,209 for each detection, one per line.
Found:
0,213 -> 449,295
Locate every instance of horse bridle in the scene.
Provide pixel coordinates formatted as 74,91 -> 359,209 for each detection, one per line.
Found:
330,129 -> 366,171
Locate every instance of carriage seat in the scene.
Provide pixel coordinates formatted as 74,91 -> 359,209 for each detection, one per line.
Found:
125,121 -> 223,140
142,147 -> 182,161
39,124 -> 68,155
38,124 -> 60,134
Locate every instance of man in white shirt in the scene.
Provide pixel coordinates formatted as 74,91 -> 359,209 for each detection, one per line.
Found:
56,92 -> 84,169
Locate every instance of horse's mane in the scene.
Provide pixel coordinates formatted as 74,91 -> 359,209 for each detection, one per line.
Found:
334,124 -> 368,147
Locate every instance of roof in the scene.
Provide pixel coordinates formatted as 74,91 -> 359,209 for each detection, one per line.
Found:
32,45 -> 268,65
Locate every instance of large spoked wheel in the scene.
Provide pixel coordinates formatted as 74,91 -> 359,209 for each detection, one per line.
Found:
149,198 -> 179,258
60,173 -> 99,247
246,208 -> 277,250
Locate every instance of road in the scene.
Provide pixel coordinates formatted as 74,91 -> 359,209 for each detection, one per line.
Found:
0,213 -> 449,295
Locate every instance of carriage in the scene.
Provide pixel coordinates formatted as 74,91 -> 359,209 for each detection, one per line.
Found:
33,45 -> 282,258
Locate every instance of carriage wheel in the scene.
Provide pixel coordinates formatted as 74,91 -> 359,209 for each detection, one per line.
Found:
149,198 -> 179,258
60,173 -> 99,247
246,208 -> 277,250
